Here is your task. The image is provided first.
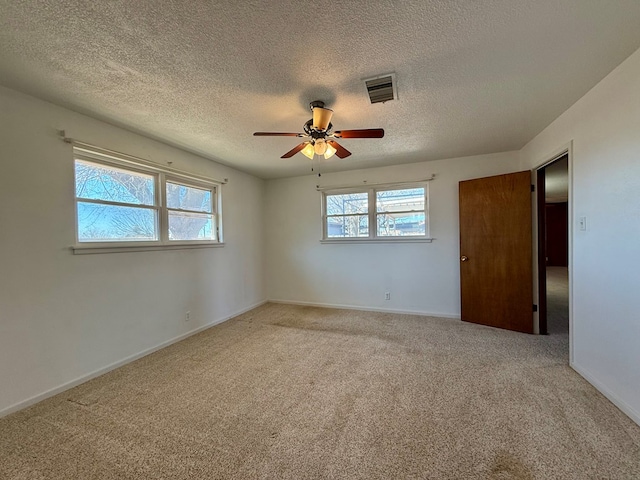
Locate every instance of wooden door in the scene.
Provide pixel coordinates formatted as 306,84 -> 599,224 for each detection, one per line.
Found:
459,171 -> 533,333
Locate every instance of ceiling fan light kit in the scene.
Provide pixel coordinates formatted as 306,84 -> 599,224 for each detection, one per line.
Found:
324,142 -> 337,159
253,100 -> 384,160
301,139 -> 336,160
314,139 -> 328,155
301,143 -> 315,159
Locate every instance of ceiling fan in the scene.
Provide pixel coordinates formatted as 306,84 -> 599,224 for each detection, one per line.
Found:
253,101 -> 384,160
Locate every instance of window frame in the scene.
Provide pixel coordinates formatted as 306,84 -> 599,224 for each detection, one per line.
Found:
321,182 -> 432,243
72,148 -> 223,254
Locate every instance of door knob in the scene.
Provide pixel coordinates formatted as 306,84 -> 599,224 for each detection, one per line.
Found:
461,255 -> 469,262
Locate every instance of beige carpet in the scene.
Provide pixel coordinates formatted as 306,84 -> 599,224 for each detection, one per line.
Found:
1,303 -> 639,479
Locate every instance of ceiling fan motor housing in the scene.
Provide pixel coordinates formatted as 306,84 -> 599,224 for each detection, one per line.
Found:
304,119 -> 333,138
311,102 -> 334,132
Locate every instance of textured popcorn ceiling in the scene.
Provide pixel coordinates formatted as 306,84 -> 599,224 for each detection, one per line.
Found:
1,1 -> 640,179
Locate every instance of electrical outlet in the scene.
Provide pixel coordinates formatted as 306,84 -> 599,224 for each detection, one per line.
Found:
185,311 -> 191,322
385,292 -> 391,300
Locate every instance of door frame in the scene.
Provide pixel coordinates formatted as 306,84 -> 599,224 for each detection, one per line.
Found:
532,141 -> 574,362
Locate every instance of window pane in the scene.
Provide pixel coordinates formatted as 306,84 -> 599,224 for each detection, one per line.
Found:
75,160 -> 155,206
77,202 -> 157,242
376,188 -> 424,213
168,211 -> 215,241
166,182 -> 212,213
377,212 -> 426,236
327,215 -> 369,238
326,192 -> 368,215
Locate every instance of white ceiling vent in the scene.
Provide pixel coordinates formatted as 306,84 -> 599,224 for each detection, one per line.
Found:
364,73 -> 397,104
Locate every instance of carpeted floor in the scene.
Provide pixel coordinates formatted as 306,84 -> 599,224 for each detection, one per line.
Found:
1,302 -> 639,479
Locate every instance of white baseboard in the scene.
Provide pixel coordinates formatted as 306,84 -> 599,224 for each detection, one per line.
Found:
0,299 -> 268,419
268,299 -> 461,319
571,361 -> 640,427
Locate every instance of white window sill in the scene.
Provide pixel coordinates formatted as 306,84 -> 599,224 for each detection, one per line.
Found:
320,238 -> 434,244
71,242 -> 225,255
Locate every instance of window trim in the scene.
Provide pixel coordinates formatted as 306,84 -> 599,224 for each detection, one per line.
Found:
321,182 -> 433,243
72,148 -> 224,254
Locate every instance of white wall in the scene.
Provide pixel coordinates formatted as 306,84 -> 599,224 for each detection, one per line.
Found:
0,86 -> 266,415
521,48 -> 640,424
265,152 -> 522,317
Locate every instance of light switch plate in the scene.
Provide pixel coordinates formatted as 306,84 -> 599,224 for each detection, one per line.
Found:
579,216 -> 587,231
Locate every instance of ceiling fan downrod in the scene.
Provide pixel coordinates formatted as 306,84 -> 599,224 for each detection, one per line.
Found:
309,100 -> 326,111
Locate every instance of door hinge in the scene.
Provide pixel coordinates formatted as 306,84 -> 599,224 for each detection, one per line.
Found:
531,184 -> 535,192
533,304 -> 538,312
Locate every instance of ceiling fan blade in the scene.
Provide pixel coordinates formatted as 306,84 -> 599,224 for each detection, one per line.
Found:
281,142 -> 308,158
312,107 -> 333,131
327,140 -> 352,159
333,128 -> 385,139
253,132 -> 302,137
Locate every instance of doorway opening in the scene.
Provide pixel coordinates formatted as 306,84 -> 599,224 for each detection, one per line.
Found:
536,153 -> 569,336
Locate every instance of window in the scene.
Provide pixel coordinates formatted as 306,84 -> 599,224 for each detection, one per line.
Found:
75,160 -> 159,242
166,181 -> 216,241
376,187 -> 426,237
73,146 -> 222,252
325,192 -> 369,238
322,183 -> 430,241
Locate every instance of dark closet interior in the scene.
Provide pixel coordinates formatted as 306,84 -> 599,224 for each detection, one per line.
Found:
545,202 -> 568,266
